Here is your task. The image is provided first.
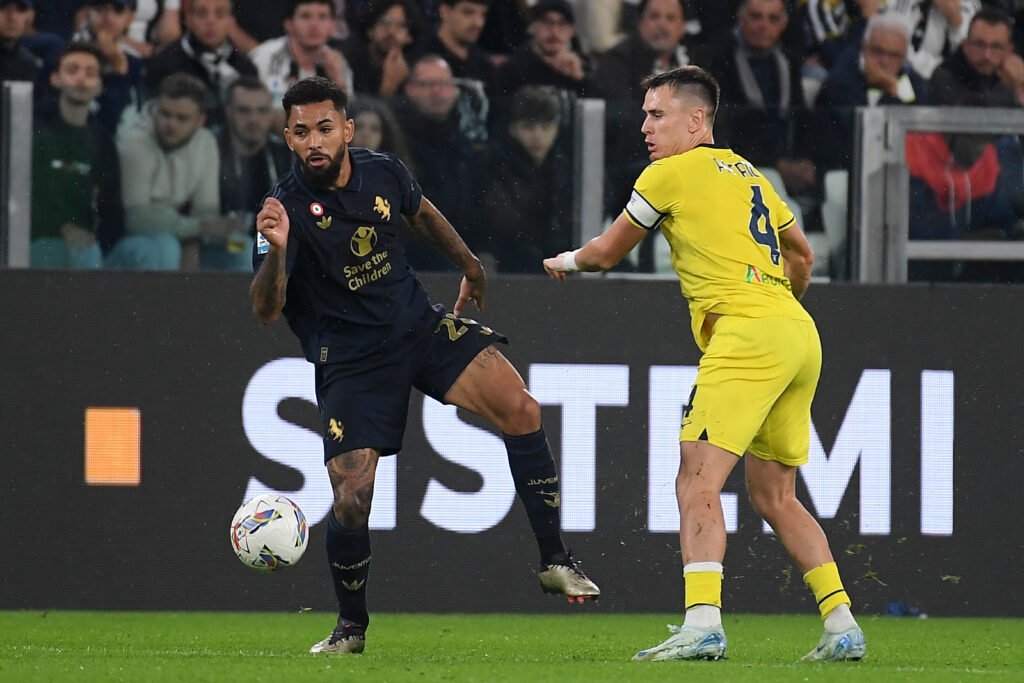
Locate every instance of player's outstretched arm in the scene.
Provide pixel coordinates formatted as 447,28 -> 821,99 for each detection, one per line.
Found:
543,213 -> 646,281
779,222 -> 815,300
406,196 -> 486,315
250,197 -> 290,324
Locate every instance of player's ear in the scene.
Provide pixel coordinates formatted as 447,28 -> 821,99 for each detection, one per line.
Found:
343,117 -> 355,143
283,127 -> 294,150
688,106 -> 704,133
49,68 -> 61,90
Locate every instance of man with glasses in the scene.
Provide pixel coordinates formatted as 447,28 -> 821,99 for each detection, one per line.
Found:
930,6 -> 1023,107
878,0 -> 978,78
816,12 -> 929,169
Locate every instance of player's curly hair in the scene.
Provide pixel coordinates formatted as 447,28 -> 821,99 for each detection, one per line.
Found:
282,76 -> 349,121
642,65 -> 720,125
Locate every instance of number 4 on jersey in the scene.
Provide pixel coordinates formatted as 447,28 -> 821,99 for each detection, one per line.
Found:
748,186 -> 781,266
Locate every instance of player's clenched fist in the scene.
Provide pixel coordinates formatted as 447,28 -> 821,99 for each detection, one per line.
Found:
257,196 -> 290,249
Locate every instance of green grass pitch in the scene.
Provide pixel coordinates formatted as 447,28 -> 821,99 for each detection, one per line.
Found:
2,612 -> 1022,682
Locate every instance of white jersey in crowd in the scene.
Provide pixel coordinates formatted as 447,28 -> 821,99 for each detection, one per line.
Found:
117,111 -> 221,240
882,0 -> 980,78
128,0 -> 180,45
249,36 -> 355,108
803,0 -> 851,46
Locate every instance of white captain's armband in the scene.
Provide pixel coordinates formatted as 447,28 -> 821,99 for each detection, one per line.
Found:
624,189 -> 666,230
256,232 -> 270,255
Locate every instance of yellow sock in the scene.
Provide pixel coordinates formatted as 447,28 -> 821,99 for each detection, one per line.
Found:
683,562 -> 723,609
804,561 -> 851,619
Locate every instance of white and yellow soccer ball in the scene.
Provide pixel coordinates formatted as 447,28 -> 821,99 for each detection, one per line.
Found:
230,494 -> 309,572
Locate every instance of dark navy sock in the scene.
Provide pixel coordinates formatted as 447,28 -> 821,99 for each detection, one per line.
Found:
504,427 -> 566,563
325,512 -> 371,627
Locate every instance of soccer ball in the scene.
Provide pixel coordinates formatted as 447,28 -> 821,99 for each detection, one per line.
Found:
230,494 -> 308,572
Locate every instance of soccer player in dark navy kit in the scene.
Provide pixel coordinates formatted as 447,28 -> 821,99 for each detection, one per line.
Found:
250,77 -> 600,655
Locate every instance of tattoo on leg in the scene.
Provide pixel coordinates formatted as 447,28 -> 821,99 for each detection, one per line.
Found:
330,449 -> 378,478
329,449 -> 379,527
473,346 -> 498,369
340,452 -> 363,471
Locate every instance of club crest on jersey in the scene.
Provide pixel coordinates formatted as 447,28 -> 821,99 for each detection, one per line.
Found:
373,196 -> 391,221
309,202 -> 325,217
351,226 -> 377,257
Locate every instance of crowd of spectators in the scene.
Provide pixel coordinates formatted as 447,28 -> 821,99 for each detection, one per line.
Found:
3,0 -> 1024,280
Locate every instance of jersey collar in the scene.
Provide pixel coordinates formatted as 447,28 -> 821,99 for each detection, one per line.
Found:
337,149 -> 363,193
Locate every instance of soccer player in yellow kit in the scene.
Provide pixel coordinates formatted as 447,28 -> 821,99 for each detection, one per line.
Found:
543,65 -> 866,663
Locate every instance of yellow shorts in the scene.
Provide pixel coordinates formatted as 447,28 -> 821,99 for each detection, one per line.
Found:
680,315 -> 821,466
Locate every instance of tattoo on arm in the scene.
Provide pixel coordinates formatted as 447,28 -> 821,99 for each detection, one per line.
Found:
406,199 -> 477,272
249,249 -> 287,323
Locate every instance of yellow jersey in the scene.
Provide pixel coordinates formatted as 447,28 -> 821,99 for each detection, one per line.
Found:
623,144 -> 812,350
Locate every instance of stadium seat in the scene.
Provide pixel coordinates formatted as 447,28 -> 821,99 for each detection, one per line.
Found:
821,169 -> 850,272
757,168 -> 830,277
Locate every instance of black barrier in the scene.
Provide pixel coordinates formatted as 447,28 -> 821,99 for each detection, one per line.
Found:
1,272 -> 1022,616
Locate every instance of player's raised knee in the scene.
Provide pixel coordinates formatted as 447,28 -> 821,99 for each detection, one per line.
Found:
332,487 -> 373,528
500,389 -> 542,435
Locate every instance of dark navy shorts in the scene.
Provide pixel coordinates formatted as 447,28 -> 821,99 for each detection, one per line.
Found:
314,309 -> 508,461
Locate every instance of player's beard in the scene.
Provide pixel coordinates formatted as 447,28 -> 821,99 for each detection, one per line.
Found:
300,146 -> 345,190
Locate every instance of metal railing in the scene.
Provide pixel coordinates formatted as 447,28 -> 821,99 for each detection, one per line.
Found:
854,106 -> 1024,283
573,98 -> 605,247
1,81 -> 33,268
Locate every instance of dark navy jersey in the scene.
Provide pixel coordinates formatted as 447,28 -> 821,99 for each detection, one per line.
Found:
253,147 -> 441,366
